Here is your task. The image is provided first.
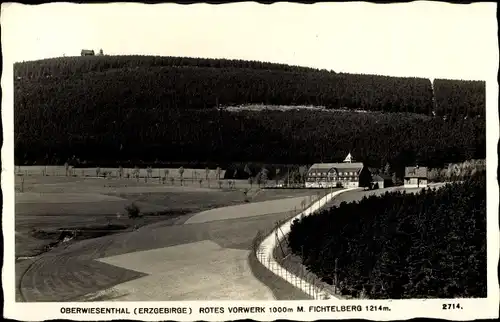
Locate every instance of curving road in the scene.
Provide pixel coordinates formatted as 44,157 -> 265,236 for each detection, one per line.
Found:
16,184 -> 445,302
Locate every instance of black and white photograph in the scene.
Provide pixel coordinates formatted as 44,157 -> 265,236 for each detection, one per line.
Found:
2,1 -> 498,321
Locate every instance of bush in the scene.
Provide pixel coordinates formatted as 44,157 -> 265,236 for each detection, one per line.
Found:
125,203 -> 141,219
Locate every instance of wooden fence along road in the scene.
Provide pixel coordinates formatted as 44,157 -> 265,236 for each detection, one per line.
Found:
255,188 -> 359,300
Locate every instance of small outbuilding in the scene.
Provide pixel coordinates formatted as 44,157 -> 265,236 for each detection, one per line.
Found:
81,49 -> 95,56
404,166 -> 428,188
371,175 -> 385,189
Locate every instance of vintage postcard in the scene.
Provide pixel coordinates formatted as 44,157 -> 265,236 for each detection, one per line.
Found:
1,1 -> 498,321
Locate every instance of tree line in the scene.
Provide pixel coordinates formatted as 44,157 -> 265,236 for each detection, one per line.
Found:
14,106 -> 485,175
288,172 -> 486,299
14,55 -> 328,79
427,159 -> 486,182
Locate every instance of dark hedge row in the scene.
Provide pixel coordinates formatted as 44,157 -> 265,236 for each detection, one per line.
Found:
288,173 -> 486,299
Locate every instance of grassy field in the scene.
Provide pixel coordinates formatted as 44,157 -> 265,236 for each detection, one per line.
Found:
17,209 -> 314,302
13,174 -> 325,258
185,195 -> 317,224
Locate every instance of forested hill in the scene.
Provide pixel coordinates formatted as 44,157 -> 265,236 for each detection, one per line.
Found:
14,55 -> 485,117
14,56 -> 486,167
14,55 -> 326,78
433,79 -> 486,118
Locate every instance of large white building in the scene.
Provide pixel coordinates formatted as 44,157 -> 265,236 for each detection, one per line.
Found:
305,153 -> 369,188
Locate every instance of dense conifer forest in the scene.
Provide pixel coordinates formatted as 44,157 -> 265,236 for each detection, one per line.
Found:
433,79 -> 486,118
288,172 -> 487,299
14,55 -> 486,169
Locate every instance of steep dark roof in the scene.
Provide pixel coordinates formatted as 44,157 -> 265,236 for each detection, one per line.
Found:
308,163 -> 364,175
307,162 -> 363,175
405,166 -> 428,178
81,49 -> 95,55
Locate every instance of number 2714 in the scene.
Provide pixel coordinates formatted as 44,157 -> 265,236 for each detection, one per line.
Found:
442,303 -> 462,310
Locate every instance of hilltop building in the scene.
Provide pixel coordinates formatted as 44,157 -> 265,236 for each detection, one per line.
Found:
305,153 -> 370,188
81,49 -> 95,56
404,166 -> 428,188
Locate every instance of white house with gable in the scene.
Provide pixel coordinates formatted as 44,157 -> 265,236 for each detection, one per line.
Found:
305,153 -> 370,188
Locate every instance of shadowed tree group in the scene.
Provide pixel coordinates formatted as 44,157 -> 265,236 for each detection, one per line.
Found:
288,172 -> 486,299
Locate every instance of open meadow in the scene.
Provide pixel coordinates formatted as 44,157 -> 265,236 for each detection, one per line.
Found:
14,169 -> 326,259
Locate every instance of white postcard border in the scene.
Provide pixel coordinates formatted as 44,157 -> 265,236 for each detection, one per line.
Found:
2,2 -> 499,321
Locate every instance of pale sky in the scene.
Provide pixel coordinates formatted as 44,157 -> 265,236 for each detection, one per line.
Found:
1,2 -> 498,80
